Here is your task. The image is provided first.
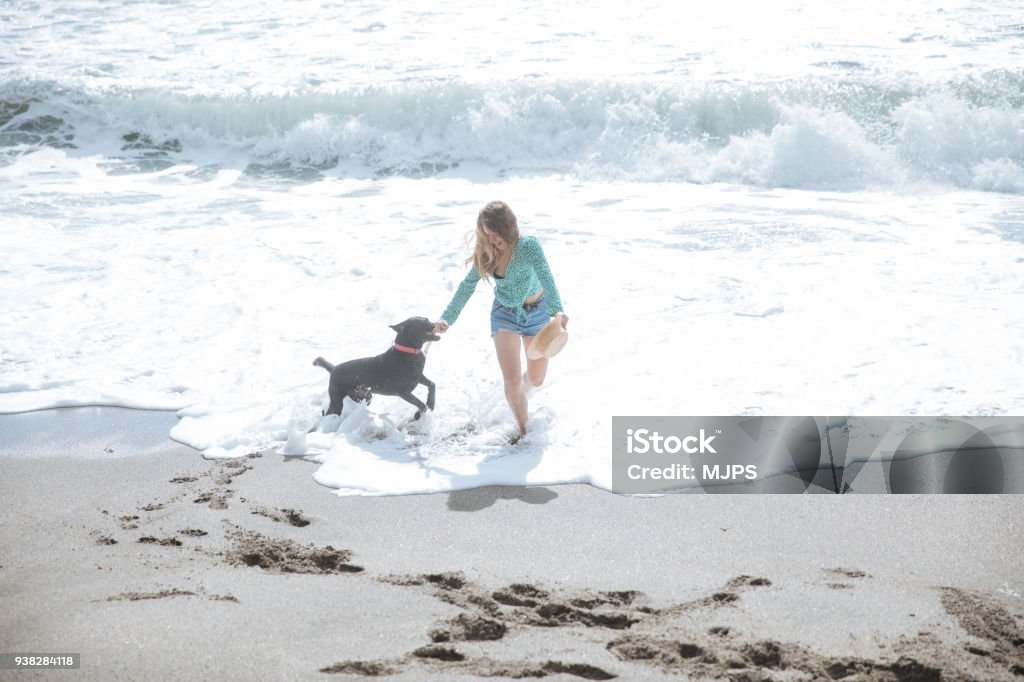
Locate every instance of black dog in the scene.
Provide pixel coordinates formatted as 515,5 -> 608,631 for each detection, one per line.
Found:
314,317 -> 440,420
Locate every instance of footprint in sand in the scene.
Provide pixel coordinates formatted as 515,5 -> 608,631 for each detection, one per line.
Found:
250,505 -> 311,527
102,588 -> 238,604
939,587 -> 1024,675
224,528 -> 363,575
177,528 -> 208,537
137,536 -> 182,547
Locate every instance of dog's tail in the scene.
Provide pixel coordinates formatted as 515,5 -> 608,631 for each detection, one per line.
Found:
313,356 -> 335,372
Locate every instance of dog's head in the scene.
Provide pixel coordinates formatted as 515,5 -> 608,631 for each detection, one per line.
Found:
389,316 -> 441,348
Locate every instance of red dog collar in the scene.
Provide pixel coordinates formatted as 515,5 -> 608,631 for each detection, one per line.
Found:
392,343 -> 421,354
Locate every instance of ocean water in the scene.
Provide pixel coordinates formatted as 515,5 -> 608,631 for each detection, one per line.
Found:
2,1 -> 1023,495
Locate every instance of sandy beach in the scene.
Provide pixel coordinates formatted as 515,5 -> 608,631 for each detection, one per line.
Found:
2,408 -> 1023,681
5,1 -> 1024,679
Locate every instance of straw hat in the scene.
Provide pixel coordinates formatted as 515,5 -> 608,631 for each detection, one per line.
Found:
527,317 -> 568,360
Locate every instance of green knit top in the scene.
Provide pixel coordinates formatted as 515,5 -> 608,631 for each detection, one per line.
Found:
440,235 -> 564,326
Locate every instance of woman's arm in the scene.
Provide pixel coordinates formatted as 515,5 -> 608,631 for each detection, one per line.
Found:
438,265 -> 482,328
521,236 -> 564,316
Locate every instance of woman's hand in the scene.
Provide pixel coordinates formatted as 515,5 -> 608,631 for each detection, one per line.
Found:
555,312 -> 569,330
433,320 -> 449,335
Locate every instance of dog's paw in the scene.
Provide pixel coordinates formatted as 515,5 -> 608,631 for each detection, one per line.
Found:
413,410 -> 423,421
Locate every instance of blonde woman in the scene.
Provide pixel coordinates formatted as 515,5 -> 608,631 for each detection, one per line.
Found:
434,201 -> 569,440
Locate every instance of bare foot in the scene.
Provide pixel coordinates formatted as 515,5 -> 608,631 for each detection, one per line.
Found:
508,425 -> 526,444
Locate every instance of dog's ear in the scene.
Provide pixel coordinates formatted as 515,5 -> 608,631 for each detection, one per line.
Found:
389,322 -> 404,332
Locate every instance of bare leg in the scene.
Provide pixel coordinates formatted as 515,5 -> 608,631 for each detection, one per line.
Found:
521,336 -> 550,393
493,331 -> 527,436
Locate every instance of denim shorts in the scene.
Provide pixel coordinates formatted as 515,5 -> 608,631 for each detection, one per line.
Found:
490,295 -> 549,337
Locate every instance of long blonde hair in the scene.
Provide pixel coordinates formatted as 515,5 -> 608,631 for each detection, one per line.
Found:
468,200 -> 520,283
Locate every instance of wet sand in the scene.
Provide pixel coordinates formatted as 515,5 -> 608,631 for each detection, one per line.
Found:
1,408 -> 1023,680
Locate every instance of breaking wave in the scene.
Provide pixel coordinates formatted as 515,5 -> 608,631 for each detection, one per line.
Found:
2,71 -> 1023,192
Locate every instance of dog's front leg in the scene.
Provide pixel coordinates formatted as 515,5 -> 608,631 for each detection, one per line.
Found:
419,376 -> 436,412
397,392 -> 428,420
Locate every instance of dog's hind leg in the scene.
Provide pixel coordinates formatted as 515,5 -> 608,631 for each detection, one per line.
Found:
325,382 -> 348,416
325,386 -> 371,417
325,397 -> 343,416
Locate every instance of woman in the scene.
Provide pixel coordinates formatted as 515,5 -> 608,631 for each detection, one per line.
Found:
434,201 -> 569,440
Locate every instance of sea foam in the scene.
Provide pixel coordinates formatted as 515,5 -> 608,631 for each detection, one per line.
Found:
2,74 -> 1022,193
